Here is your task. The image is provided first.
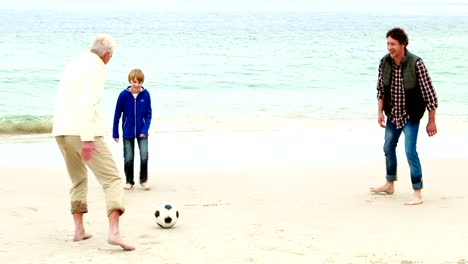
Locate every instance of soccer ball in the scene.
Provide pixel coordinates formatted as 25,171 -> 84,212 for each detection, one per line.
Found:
154,202 -> 179,228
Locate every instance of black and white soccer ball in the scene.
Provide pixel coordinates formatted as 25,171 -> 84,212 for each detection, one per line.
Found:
154,202 -> 179,228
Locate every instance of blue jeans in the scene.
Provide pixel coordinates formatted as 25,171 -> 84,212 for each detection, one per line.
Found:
123,137 -> 148,185
383,119 -> 423,190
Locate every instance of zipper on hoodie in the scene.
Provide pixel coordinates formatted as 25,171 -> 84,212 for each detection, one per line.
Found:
134,96 -> 137,138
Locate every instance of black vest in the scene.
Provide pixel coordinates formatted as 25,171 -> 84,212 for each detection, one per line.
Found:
380,50 -> 426,121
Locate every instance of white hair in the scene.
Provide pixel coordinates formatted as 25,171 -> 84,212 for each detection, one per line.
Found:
90,34 -> 116,56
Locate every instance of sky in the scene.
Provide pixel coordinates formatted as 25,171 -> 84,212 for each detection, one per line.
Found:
1,0 -> 468,14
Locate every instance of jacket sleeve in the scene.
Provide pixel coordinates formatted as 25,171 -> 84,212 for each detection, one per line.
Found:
415,60 -> 438,111
112,92 -> 124,138
376,59 -> 385,100
141,92 -> 152,136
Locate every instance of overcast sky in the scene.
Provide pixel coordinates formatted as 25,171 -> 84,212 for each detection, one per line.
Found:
2,0 -> 468,14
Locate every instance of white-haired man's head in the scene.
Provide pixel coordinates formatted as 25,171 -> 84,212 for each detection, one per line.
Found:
90,34 -> 116,64
90,34 -> 115,57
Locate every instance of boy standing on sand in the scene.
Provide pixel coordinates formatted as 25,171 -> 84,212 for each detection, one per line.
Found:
113,68 -> 153,190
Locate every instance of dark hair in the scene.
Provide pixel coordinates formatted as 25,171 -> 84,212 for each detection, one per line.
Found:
386,27 -> 409,46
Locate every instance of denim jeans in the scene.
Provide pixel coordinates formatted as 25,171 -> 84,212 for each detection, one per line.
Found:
383,119 -> 423,190
123,137 -> 148,185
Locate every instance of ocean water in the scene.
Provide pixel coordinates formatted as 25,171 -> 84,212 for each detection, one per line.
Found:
1,10 -> 468,135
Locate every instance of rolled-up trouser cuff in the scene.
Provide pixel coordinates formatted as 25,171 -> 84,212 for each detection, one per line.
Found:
71,201 -> 88,214
386,174 -> 397,182
107,207 -> 125,216
412,182 -> 423,190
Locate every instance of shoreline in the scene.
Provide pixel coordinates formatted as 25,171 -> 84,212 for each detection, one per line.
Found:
1,117 -> 467,170
2,115 -> 468,141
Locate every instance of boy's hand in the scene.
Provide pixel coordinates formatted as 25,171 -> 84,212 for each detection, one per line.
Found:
140,134 -> 146,138
114,138 -> 119,143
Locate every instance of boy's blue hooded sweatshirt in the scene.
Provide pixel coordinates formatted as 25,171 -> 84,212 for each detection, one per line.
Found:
113,86 -> 152,139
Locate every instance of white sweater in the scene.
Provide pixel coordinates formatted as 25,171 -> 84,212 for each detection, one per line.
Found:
52,52 -> 106,141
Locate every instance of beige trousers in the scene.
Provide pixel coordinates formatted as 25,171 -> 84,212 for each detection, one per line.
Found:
55,136 -> 125,216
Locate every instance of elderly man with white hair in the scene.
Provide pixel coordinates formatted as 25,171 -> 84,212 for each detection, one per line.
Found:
53,34 -> 135,251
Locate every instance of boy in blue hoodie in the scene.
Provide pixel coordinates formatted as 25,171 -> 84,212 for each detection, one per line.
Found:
113,68 -> 152,190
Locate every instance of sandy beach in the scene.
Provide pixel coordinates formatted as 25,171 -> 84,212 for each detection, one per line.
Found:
3,3 -> 468,263
1,119 -> 468,263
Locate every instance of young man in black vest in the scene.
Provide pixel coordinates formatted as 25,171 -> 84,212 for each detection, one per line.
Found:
370,27 -> 438,205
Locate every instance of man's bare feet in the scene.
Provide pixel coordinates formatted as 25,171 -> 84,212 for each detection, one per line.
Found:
404,190 -> 423,205
123,183 -> 133,190
108,233 -> 136,251
73,231 -> 93,242
370,182 -> 394,194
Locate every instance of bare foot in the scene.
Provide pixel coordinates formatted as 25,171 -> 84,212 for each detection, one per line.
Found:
73,231 -> 93,242
108,233 -> 135,251
404,191 -> 423,205
123,183 -> 133,190
370,182 -> 394,194
140,182 -> 152,190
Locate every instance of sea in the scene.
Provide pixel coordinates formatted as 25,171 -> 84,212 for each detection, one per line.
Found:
1,9 -> 468,135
